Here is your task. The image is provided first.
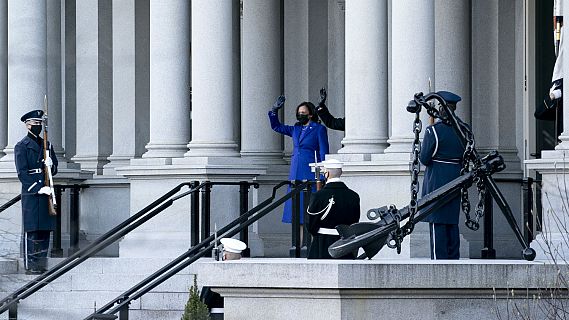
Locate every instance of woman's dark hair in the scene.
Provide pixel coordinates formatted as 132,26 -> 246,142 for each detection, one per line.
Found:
296,101 -> 319,124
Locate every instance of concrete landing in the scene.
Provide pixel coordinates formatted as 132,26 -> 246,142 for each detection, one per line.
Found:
190,258 -> 567,320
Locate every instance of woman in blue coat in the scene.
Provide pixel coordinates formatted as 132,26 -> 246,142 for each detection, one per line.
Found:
268,96 -> 329,224
420,91 -> 465,260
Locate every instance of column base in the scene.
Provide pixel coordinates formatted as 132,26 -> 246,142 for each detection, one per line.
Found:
142,143 -> 188,159
338,137 -> 388,154
103,155 -> 133,175
239,151 -> 287,165
185,141 -> 240,157
383,137 -> 415,154
70,155 -> 109,175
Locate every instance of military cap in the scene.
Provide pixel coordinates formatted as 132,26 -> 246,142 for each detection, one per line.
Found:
20,110 -> 44,123
220,238 -> 247,254
436,91 -> 462,105
322,159 -> 343,170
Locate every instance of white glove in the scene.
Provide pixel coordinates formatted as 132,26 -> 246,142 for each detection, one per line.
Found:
38,186 -> 52,195
43,156 -> 53,167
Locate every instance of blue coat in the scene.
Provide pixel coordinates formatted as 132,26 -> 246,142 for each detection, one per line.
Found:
14,135 -> 58,232
420,121 -> 465,224
268,111 -> 329,223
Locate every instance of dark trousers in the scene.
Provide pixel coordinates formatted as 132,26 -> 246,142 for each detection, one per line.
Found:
24,231 -> 51,271
429,223 -> 460,260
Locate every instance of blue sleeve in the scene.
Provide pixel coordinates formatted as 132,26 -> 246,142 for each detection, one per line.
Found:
420,126 -> 436,166
268,111 -> 294,137
317,125 -> 329,161
15,144 -> 43,194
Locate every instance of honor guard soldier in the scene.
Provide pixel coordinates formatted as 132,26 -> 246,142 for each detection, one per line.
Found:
420,91 -> 465,260
14,110 -> 58,274
307,159 -> 360,259
220,238 -> 247,261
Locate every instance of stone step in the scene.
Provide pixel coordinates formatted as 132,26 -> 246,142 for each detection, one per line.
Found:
0,257 -> 203,320
0,258 -> 18,275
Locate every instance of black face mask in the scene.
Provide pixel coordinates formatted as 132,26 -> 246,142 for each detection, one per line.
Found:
296,114 -> 310,125
30,125 -> 42,136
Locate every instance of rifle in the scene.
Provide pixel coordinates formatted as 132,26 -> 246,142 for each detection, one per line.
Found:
43,95 -> 57,216
314,151 -> 322,191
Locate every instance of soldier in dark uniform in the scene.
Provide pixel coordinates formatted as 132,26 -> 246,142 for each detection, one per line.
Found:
14,110 -> 58,274
420,91 -> 465,260
307,159 -> 360,259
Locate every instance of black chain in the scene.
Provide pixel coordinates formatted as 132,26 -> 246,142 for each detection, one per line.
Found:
459,122 -> 485,231
391,109 -> 423,254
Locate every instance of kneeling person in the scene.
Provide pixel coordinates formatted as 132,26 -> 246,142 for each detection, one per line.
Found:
307,159 -> 360,259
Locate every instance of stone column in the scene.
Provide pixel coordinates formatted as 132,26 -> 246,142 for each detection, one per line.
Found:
187,0 -> 239,157
435,0 -> 471,124
559,0 -> 569,149
64,0 -> 77,161
0,0 -> 6,159
142,0 -> 190,159
384,0 -> 435,155
47,0 -> 64,160
241,0 -> 282,163
527,0 -> 569,260
72,0 -> 113,174
339,0 -> 388,155
1,0 -> 47,164
104,0 -> 150,174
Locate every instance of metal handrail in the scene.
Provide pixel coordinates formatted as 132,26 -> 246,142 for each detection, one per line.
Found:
0,181 -> 200,316
0,194 -> 21,214
85,180 -> 308,319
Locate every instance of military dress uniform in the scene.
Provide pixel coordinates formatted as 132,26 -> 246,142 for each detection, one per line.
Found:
420,91 -> 465,260
306,165 -> 360,259
14,110 -> 58,273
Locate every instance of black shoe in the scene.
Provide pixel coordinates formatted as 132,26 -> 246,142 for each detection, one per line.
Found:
25,269 -> 44,275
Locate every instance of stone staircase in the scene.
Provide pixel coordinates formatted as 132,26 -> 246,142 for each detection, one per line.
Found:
0,257 -> 196,320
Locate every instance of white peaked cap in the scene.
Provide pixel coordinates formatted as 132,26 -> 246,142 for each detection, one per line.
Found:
322,159 -> 343,169
220,238 -> 247,254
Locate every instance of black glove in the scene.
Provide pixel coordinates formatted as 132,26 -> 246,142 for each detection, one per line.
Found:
317,87 -> 327,108
271,95 -> 286,113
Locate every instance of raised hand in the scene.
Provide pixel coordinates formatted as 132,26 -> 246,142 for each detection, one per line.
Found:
318,87 -> 327,106
271,95 -> 286,113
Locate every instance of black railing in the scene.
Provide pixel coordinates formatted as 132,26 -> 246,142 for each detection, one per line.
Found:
190,181 -> 260,257
0,194 -> 21,214
0,181 -> 200,318
289,180 -> 313,258
0,180 -> 262,319
0,185 -> 87,258
85,180 -> 308,320
481,178 -> 536,259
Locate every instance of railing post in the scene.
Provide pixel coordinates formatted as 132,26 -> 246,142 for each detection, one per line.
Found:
69,185 -> 80,255
8,302 -> 17,320
119,305 -> 129,320
51,186 -> 64,257
301,181 -> 312,258
289,180 -> 301,258
524,178 -> 534,244
239,181 -> 250,257
201,181 -> 212,257
481,189 -> 496,259
190,181 -> 200,247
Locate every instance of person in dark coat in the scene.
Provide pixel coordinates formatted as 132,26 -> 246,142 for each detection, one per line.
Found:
420,91 -> 465,260
268,96 -> 329,224
315,88 -> 345,131
307,159 -> 360,259
14,110 -> 58,274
